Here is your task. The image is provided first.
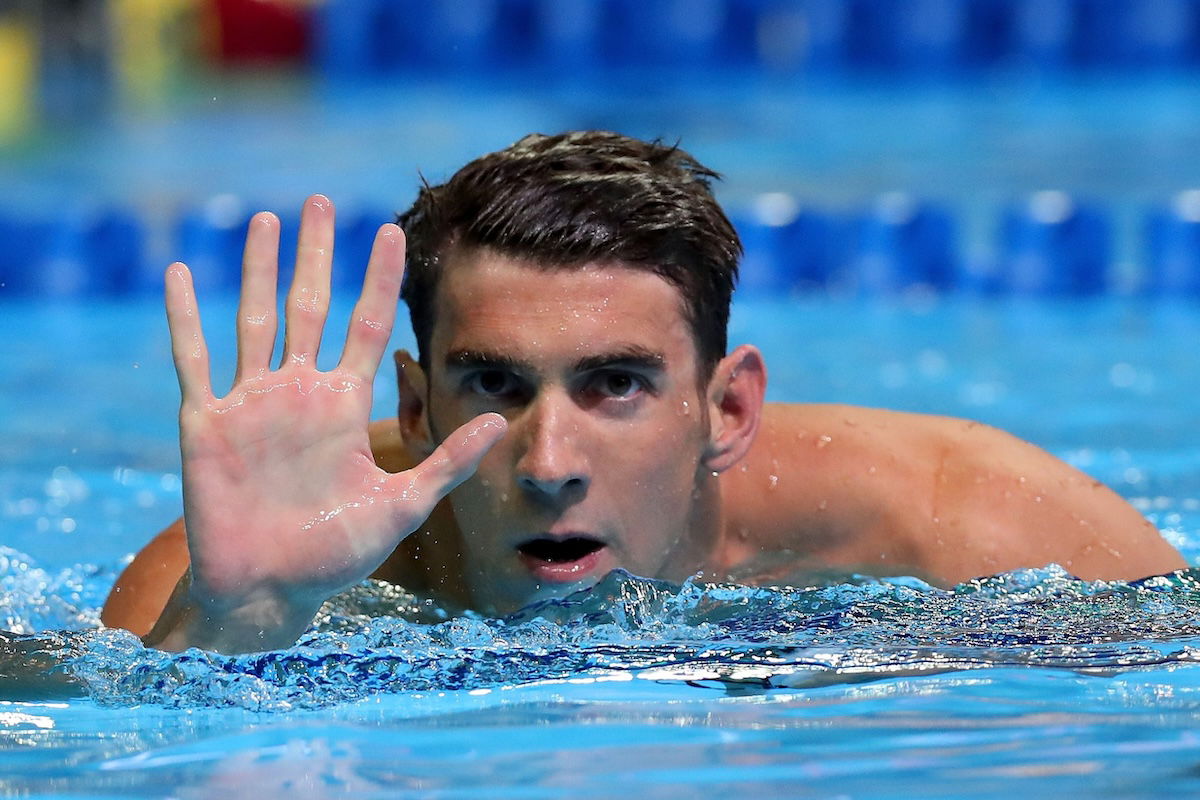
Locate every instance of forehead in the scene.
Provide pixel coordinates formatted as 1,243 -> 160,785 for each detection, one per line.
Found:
429,248 -> 697,369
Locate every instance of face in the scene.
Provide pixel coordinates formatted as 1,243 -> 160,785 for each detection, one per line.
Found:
421,248 -> 719,614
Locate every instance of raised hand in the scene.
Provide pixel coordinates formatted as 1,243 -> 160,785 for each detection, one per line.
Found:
155,195 -> 506,653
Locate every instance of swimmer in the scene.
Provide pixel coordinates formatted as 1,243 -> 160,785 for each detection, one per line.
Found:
102,131 -> 1187,654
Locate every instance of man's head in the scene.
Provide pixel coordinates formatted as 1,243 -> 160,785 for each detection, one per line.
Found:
393,132 -> 764,614
398,131 -> 741,380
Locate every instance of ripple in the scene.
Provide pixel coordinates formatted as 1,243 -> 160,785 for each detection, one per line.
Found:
0,564 -> 1188,710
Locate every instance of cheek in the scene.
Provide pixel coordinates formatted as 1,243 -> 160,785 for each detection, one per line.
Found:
449,436 -> 527,526
622,419 -> 706,498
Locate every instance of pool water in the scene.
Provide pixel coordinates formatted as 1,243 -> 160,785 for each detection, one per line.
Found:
4,293 -> 1200,797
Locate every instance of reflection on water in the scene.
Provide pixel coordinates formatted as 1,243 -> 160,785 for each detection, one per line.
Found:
6,555 -> 1200,795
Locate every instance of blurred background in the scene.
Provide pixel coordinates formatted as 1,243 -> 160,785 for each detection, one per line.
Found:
6,0 -> 1200,566
3,0 -> 1200,299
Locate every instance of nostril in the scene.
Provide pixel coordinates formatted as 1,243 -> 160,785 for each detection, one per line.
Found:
518,473 -> 588,495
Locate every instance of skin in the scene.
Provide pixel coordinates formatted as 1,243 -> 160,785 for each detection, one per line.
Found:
134,197 -> 508,653
101,196 -> 1188,651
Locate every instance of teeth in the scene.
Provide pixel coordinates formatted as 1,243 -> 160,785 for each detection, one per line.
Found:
518,537 -> 604,563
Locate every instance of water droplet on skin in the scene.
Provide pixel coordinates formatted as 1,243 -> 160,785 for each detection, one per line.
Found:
768,475 -> 779,490
681,401 -> 690,415
867,466 -> 877,475
817,499 -> 827,511
1034,495 -> 1043,503
816,435 -> 832,449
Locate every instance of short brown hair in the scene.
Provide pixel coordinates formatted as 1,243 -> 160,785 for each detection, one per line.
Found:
398,131 -> 741,376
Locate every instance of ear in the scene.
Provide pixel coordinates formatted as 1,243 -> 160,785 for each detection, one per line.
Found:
702,344 -> 767,474
394,349 -> 436,459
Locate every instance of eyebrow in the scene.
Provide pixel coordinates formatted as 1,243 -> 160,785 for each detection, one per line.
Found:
444,349 -> 524,373
444,345 -> 666,375
574,346 -> 666,374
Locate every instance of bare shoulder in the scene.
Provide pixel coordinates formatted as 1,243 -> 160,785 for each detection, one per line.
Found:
101,518 -> 189,636
719,403 -> 1186,584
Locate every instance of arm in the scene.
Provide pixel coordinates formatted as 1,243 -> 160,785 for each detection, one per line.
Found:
723,404 -> 1187,584
122,196 -> 505,654
914,412 -> 1187,581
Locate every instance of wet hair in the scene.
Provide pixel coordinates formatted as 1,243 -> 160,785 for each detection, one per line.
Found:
397,131 -> 741,377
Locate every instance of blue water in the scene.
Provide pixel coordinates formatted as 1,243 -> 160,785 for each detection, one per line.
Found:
5,55 -> 1200,797
4,294 -> 1200,796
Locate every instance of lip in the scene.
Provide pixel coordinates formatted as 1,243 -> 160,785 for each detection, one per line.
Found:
516,533 -> 610,584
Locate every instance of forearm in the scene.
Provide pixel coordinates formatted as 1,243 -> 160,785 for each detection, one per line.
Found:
143,571 -> 321,655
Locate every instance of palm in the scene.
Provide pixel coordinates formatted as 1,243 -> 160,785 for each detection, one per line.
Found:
182,365 -> 382,599
166,197 -> 504,613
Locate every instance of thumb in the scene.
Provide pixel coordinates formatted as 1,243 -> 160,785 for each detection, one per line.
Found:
389,412 -> 508,512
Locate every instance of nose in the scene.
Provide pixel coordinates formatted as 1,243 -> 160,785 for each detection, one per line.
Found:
514,391 -> 590,501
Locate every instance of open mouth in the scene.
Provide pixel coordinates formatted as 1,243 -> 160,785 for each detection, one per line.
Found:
516,535 -> 609,584
517,537 -> 606,564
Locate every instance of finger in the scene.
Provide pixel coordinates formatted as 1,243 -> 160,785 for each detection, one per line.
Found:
164,262 -> 213,405
338,223 -> 405,380
234,212 -> 281,382
392,413 -> 508,514
281,194 -> 335,367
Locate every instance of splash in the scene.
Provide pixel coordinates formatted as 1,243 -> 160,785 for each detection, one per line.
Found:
5,549 -> 1200,711
0,547 -> 106,634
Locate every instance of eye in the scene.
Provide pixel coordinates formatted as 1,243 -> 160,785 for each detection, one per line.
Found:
589,370 -> 645,400
465,369 -> 520,398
